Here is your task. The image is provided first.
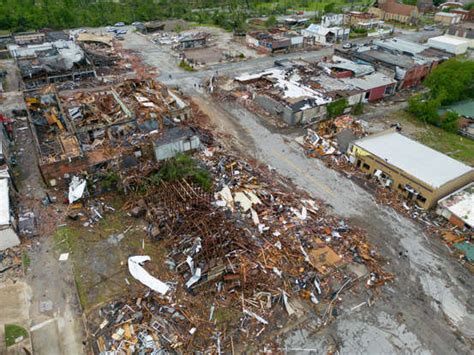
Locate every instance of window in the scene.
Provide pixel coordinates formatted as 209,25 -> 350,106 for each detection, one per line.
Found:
416,194 -> 427,203
362,163 -> 370,170
385,85 -> 394,95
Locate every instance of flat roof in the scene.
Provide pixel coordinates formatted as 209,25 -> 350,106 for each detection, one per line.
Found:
438,182 -> 474,228
342,72 -> 396,91
154,127 -> 197,146
0,178 -> 10,226
438,99 -> 474,118
428,35 -> 469,46
435,12 -> 460,17
353,131 -> 473,189
358,48 -> 416,68
374,38 -> 428,55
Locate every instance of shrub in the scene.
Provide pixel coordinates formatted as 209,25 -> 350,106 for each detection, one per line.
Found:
327,98 -> 348,118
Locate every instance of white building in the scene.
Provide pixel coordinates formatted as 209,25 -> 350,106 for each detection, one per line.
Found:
302,24 -> 350,45
0,174 -> 20,251
321,13 -> 345,27
427,35 -> 469,55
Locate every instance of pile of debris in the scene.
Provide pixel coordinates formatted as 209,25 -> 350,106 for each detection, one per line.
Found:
89,147 -> 392,353
303,115 -> 365,168
89,293 -> 196,353
0,246 -> 24,281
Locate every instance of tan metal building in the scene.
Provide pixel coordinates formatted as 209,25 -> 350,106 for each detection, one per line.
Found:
348,130 -> 474,209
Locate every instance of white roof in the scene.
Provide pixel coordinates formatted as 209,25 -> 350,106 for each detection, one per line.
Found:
304,24 -> 343,35
374,38 -> 428,55
435,12 -> 460,17
341,72 -> 396,91
354,131 -> 473,189
428,35 -> 469,46
236,68 -> 332,105
0,178 -> 10,226
438,183 -> 474,228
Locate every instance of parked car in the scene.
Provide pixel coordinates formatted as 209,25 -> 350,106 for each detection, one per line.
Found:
424,25 -> 435,31
342,42 -> 352,49
114,22 -> 125,27
132,21 -> 142,26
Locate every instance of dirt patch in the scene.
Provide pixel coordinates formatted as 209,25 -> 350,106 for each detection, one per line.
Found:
52,197 -> 168,310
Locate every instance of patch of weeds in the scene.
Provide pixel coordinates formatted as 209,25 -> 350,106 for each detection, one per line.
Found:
74,273 -> 89,310
149,153 -> 212,191
5,324 -> 28,347
179,60 -> 195,72
53,226 -> 80,253
21,252 -> 30,272
352,102 -> 364,115
214,307 -> 240,329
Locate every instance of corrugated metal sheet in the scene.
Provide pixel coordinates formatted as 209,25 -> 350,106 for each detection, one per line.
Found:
154,136 -> 200,161
0,177 -> 10,226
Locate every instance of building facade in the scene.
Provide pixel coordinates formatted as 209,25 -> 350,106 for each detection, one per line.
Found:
348,130 -> 474,209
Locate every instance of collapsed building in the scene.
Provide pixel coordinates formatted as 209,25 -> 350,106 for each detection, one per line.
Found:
25,80 -> 192,186
302,24 -> 350,45
9,40 -> 96,89
246,30 -> 305,52
232,56 -> 395,125
176,33 -> 209,50
437,182 -> 474,229
0,119 -> 20,250
336,38 -> 452,90
75,33 -> 120,70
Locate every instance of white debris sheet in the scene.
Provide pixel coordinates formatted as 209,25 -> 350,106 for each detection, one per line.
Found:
68,176 -> 87,203
128,256 -> 170,295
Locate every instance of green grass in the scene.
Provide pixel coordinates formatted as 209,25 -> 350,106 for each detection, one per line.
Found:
22,252 -> 31,272
53,226 -> 81,254
4,324 -> 28,347
179,60 -> 196,72
415,129 -> 474,166
397,111 -> 474,165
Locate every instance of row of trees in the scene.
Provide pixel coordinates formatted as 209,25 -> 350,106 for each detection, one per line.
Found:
0,0 -> 366,32
0,0 -> 254,32
408,59 -> 474,133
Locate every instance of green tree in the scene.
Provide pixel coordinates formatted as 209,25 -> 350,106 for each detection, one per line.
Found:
265,15 -> 277,28
424,59 -> 474,105
440,111 -> 460,133
324,2 -> 336,14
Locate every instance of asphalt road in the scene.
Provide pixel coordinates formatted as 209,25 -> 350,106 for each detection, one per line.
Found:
125,30 -> 474,353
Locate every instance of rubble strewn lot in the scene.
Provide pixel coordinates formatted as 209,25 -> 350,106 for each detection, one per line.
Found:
1,20 -> 473,355
76,145 -> 392,353
143,23 -> 265,69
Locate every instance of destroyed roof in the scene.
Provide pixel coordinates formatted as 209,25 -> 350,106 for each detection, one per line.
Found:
435,11 -> 461,17
236,68 -> 332,105
76,33 -> 113,46
438,182 -> 474,228
0,178 -> 10,226
8,40 -> 85,69
353,131 -> 473,189
341,72 -> 396,91
380,0 -> 418,16
374,38 -> 428,56
318,55 -> 375,77
154,127 -> 197,146
304,24 -> 343,35
355,48 -> 427,68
